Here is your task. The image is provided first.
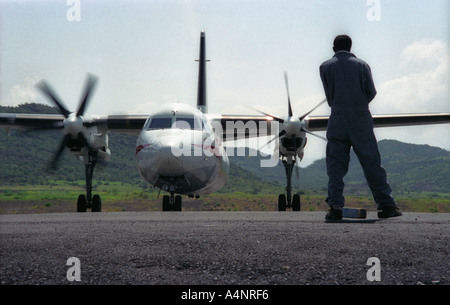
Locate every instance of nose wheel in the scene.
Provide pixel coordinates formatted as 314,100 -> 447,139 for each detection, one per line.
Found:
76,152 -> 101,212
162,193 -> 182,211
278,155 -> 301,211
278,193 -> 300,211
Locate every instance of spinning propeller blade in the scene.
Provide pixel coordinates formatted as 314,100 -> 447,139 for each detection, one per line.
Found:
47,134 -> 70,171
247,106 -> 284,123
299,98 -> 327,121
77,74 -> 98,117
284,71 -> 293,117
36,81 -> 71,118
37,74 -> 99,171
301,127 -> 327,141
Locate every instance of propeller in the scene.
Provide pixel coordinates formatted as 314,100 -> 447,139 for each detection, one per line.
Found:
255,72 -> 327,150
284,71 -> 294,117
247,105 -> 285,123
36,81 -> 71,118
76,74 -> 98,117
48,134 -> 70,171
299,98 -> 327,121
36,74 -> 99,170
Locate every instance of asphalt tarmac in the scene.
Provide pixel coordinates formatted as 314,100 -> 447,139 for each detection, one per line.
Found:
0,211 -> 448,286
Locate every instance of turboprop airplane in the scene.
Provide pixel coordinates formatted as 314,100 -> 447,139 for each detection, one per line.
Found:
1,31 -> 449,212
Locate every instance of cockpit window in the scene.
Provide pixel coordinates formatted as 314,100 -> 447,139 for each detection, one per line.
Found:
175,117 -> 203,130
145,115 -> 204,130
147,117 -> 172,130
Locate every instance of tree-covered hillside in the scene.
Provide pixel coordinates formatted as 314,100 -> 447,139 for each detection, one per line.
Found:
0,103 -> 279,193
1,103 -> 449,194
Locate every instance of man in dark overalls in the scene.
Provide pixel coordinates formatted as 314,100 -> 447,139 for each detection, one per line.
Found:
319,35 -> 402,220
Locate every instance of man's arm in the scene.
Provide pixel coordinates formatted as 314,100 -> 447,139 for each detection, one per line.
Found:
362,63 -> 377,102
319,64 -> 332,107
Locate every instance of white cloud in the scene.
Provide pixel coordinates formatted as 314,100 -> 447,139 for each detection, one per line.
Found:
7,77 -> 39,106
372,39 -> 450,150
373,39 -> 449,114
400,39 -> 448,73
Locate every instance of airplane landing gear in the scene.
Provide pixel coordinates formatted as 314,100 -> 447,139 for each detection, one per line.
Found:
162,193 -> 182,211
278,155 -> 301,211
77,152 -> 101,212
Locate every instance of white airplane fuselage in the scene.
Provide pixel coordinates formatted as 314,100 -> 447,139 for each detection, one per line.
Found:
135,103 -> 229,197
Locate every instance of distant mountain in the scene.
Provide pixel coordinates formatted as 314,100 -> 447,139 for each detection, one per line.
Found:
0,103 -> 60,114
229,140 -> 450,194
0,103 -> 279,193
1,103 -> 449,194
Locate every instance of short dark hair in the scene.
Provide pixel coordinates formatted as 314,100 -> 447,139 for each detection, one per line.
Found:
333,35 -> 352,52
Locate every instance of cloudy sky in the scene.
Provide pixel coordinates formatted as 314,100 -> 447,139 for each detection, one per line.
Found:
1,0 -> 449,166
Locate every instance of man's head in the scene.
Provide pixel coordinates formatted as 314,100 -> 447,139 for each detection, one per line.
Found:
333,35 -> 352,52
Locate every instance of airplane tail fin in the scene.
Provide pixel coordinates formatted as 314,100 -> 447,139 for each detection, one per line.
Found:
196,31 -> 208,113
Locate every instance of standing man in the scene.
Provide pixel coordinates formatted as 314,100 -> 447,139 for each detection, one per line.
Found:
319,34 -> 402,220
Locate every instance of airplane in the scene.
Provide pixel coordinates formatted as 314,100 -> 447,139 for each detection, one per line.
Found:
1,31 -> 449,212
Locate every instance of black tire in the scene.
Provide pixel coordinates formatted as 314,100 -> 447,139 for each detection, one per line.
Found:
278,194 -> 286,211
292,194 -> 301,211
92,194 -> 101,212
162,195 -> 170,211
174,195 -> 182,211
77,195 -> 87,212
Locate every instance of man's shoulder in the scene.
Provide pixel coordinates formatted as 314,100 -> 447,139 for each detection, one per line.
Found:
320,57 -> 337,69
348,56 -> 369,65
322,52 -> 371,68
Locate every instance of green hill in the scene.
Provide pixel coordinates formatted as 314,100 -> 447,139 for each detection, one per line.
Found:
0,103 -> 278,194
1,103 -> 449,195
229,141 -> 450,194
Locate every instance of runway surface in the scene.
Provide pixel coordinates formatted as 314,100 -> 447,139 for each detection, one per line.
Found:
0,211 -> 448,285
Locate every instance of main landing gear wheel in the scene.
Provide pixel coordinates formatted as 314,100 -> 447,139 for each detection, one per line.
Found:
278,194 -> 286,211
277,155 -> 301,211
77,195 -> 87,212
75,152 -> 101,212
92,194 -> 102,212
162,194 -> 182,211
292,194 -> 301,211
77,194 -> 102,212
278,194 -> 301,211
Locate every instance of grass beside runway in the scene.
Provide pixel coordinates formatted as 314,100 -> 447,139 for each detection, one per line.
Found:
0,182 -> 449,214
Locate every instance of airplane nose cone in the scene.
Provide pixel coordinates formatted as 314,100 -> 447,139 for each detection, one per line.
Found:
136,130 -> 206,178
152,138 -> 185,175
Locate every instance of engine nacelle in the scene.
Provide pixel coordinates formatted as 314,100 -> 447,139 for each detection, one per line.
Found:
73,131 -> 111,165
97,147 -> 111,164
279,133 -> 307,159
92,131 -> 111,164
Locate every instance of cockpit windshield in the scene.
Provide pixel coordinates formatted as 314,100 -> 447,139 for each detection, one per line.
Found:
175,117 -> 202,130
147,117 -> 172,130
146,116 -> 203,130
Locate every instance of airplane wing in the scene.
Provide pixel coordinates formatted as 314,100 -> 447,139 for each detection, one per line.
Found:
306,113 -> 450,132
0,113 -> 148,135
2,112 -> 449,138
218,113 -> 450,141
219,114 -> 276,141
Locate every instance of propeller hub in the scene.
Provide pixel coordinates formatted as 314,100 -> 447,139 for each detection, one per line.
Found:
64,113 -> 84,137
282,118 -> 304,136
